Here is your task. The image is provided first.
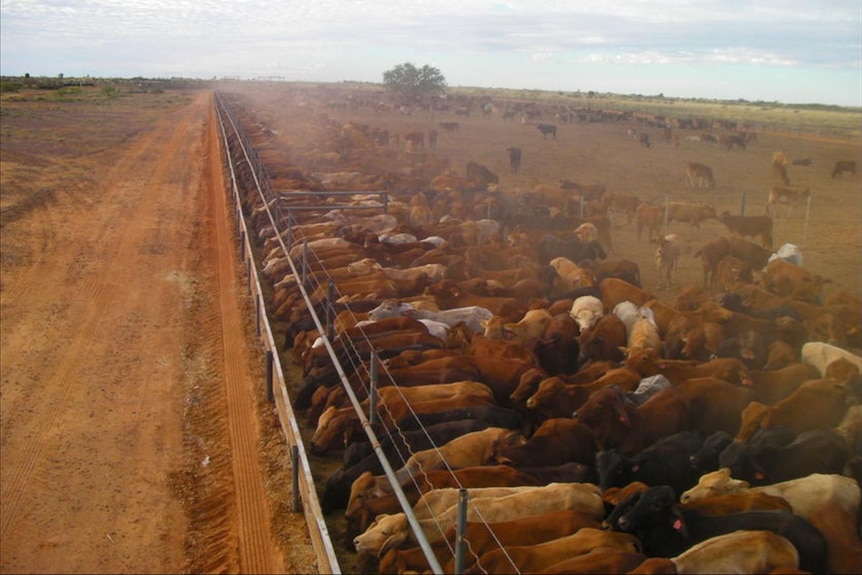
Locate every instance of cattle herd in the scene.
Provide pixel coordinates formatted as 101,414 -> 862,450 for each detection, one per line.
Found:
218,84 -> 861,574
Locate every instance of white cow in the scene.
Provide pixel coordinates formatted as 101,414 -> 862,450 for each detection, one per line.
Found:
368,299 -> 493,334
569,295 -> 604,332
800,341 -> 862,377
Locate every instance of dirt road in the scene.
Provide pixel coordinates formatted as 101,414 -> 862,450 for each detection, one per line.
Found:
0,90 -> 316,573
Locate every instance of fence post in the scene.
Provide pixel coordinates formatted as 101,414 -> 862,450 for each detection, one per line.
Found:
291,445 -> 300,512
265,350 -> 274,403
326,281 -> 335,340
254,295 -> 261,335
301,240 -> 308,290
663,195 -> 670,234
803,195 -> 812,247
369,351 -> 378,426
454,489 -> 469,575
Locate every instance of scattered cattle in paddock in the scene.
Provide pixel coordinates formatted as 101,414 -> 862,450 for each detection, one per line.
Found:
686,162 -> 716,188
536,123 -> 557,139
639,133 -> 651,148
235,92 -> 862,572
766,186 -> 811,217
831,159 -> 856,178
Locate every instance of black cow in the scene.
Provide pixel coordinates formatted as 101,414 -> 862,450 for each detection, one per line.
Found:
605,485 -> 827,573
506,146 -> 522,174
536,233 -> 606,266
724,427 -> 849,485
536,123 -> 557,139
831,160 -> 856,178
688,430 -> 734,472
597,431 -> 707,497
710,427 -> 795,480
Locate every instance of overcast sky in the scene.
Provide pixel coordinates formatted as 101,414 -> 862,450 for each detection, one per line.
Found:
1,0 -> 860,106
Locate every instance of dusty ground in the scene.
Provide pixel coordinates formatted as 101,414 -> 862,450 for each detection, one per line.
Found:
0,88 -> 317,573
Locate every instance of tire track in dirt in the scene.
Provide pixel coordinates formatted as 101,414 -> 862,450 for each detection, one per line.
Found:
0,96 -> 203,540
206,95 -> 280,573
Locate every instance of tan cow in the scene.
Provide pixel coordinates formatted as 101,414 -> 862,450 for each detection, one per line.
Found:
352,482 -> 604,555
766,186 -> 811,217
681,470 -> 862,574
772,151 -> 791,185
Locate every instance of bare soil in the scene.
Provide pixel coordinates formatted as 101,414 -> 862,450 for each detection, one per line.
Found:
0,89 -> 317,574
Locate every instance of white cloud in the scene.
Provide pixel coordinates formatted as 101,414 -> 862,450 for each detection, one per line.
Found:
1,0 -> 859,105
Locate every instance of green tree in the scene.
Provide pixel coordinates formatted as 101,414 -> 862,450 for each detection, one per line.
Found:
382,63 -> 446,102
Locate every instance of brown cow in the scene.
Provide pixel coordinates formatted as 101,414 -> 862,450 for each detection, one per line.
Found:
666,202 -> 718,231
573,385 -> 691,456
492,417 -> 598,468
379,509 -> 601,575
464,527 -> 640,574
719,211 -> 773,248
735,378 -> 851,442
766,186 -> 811,218
636,203 -> 664,242
686,162 -> 717,188
694,236 -> 730,289
525,367 -> 642,419
761,258 -> 830,302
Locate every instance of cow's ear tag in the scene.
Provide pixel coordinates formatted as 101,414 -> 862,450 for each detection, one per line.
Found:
672,518 -> 683,531
631,464 -> 640,472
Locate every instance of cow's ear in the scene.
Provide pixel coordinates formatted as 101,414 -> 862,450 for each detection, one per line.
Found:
618,346 -> 628,355
669,507 -> 689,538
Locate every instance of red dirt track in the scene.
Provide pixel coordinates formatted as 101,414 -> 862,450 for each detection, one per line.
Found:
1,90 -> 316,573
